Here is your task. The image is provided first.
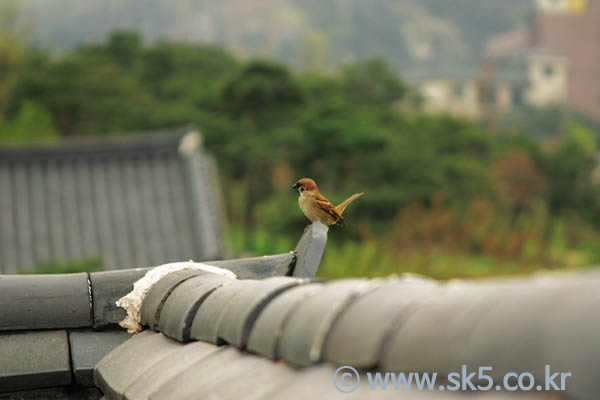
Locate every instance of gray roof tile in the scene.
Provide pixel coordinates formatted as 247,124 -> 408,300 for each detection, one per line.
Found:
323,278 -> 442,368
94,330 -> 550,400
264,365 -> 384,400
69,329 -> 131,388
542,289 -> 600,400
89,254 -> 298,330
180,146 -> 223,260
462,277 -> 600,400
86,254 -> 299,331
122,340 -> 221,400
156,273 -> 232,342
94,330 -> 181,400
0,386 -> 103,399
0,273 -> 91,331
247,283 -> 324,359
139,269 -> 207,330
381,274 -> 600,400
0,164 -> 18,272
382,282 -> 520,374
0,330 -> 71,393
292,221 -> 328,278
381,279 -> 550,374
11,163 -> 34,270
278,279 -> 383,366
215,276 -> 307,348
188,279 -> 255,344
90,268 -> 151,328
206,253 -> 295,279
148,346 -> 293,400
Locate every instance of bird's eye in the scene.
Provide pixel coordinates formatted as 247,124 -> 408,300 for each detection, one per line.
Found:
300,187 -> 304,192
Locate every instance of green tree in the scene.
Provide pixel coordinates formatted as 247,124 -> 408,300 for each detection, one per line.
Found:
216,61 -> 303,242
342,58 -> 406,107
105,31 -> 143,69
491,149 -> 545,222
293,99 -> 385,191
12,51 -> 153,135
544,120 -> 598,218
0,2 -> 29,122
222,61 -> 302,125
140,40 -> 238,102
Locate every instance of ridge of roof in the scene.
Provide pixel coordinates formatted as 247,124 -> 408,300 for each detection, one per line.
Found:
0,125 -> 196,160
93,267 -> 600,400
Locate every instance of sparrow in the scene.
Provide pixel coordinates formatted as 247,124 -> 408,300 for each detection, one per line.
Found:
292,178 -> 363,227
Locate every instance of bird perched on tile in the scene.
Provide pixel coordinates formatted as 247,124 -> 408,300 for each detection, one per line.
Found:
292,178 -> 363,228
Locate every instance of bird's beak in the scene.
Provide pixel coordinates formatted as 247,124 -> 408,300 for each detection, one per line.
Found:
292,183 -> 299,189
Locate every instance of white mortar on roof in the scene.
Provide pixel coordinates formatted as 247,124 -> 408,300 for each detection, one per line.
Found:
116,261 -> 236,333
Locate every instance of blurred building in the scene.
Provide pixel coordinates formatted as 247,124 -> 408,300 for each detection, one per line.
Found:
417,0 -> 600,119
417,74 -> 482,119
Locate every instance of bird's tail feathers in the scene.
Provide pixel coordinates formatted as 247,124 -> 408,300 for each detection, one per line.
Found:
334,192 -> 363,215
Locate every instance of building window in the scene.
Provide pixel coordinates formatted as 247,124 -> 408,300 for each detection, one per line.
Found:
453,82 -> 464,98
480,86 -> 496,104
512,87 -> 524,106
543,64 -> 555,78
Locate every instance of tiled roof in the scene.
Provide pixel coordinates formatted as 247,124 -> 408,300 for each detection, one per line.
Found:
99,330 -> 545,400
94,265 -> 599,400
0,127 -> 223,273
2,223 -> 598,399
0,246 -> 306,396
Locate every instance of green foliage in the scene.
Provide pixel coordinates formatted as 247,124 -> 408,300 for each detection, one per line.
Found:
11,51 -> 153,135
223,61 -> 302,122
105,31 -> 143,69
563,118 -> 596,154
138,39 -> 238,104
18,258 -> 103,274
342,58 -> 407,106
8,31 -> 241,136
543,123 -> 598,216
0,1 -> 30,122
0,101 -> 58,143
501,105 -> 600,139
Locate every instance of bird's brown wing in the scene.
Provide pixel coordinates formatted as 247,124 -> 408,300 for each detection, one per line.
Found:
315,193 -> 344,225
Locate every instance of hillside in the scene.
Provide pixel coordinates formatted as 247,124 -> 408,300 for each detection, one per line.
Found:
19,0 -> 532,78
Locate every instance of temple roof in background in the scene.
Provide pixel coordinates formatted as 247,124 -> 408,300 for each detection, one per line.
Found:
0,127 -> 224,273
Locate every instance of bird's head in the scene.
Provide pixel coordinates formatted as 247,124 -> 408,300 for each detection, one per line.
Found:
292,178 -> 318,194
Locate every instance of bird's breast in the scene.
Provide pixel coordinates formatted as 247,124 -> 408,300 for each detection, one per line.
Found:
298,195 -> 335,225
298,196 -> 315,219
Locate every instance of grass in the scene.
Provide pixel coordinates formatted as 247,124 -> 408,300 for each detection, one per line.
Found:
225,223 -> 600,281
17,258 -> 103,274
317,242 -> 595,280
18,220 -> 598,279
